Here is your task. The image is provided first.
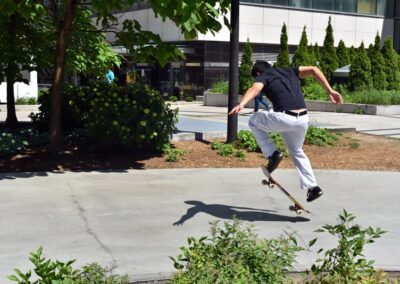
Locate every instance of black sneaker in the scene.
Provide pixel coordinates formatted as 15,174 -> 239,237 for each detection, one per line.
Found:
307,186 -> 323,202
266,151 -> 283,173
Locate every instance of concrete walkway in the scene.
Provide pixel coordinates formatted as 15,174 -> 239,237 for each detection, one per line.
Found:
1,169 -> 399,282
174,104 -> 400,140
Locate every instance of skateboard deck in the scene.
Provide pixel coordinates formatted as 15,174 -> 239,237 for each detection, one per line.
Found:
261,166 -> 310,215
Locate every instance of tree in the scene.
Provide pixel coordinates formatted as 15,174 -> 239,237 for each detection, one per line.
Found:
381,37 -> 400,90
349,42 -> 372,91
320,17 -> 338,82
313,43 -> 321,65
41,0 -> 231,147
239,39 -> 253,95
292,26 -> 310,67
367,34 -> 387,90
348,45 -> 356,64
308,44 -> 317,66
275,22 -> 290,67
0,1 -> 48,127
336,40 -> 350,68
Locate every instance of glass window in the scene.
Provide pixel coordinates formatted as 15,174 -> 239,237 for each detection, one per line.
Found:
377,0 -> 394,16
357,0 -> 377,15
264,0 -> 288,6
242,0 -> 264,3
289,0 -> 311,8
313,0 -> 334,11
335,0 -> 357,13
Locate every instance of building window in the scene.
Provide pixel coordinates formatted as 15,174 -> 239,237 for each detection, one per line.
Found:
312,0 -> 335,10
335,0 -> 357,13
264,0 -> 288,6
377,0 -> 393,16
289,0 -> 312,8
357,0 -> 377,15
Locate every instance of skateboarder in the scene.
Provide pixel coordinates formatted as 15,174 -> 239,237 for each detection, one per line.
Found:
229,61 -> 343,202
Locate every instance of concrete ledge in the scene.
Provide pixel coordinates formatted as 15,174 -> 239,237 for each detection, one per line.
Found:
0,104 -> 39,112
305,100 -> 400,115
203,92 -> 400,115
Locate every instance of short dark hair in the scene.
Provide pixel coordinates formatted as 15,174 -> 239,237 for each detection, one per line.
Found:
251,61 -> 272,77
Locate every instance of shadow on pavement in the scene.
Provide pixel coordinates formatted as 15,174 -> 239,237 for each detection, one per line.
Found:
173,200 -> 309,225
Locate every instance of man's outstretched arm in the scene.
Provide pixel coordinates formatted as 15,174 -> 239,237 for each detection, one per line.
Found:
229,82 -> 264,115
298,66 -> 343,104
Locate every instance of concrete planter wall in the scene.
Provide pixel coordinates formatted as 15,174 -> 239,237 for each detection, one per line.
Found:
204,92 -> 400,115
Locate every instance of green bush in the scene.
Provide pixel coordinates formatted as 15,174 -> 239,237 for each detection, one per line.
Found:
169,96 -> 178,102
211,141 -> 245,160
8,247 -> 128,284
302,82 -> 329,101
305,126 -> 338,146
15,97 -> 37,105
269,132 -> 289,157
163,144 -> 187,162
31,82 -> 178,151
184,96 -> 193,102
236,130 -> 260,152
169,219 -> 300,284
210,80 -> 228,94
344,89 -> 400,105
0,128 -> 48,156
308,210 -> 386,283
239,39 -> 254,94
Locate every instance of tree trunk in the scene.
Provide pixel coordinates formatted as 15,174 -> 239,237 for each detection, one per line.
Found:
49,0 -> 80,148
5,13 -> 18,128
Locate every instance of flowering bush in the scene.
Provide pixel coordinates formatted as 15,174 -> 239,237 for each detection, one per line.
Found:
31,82 -> 177,151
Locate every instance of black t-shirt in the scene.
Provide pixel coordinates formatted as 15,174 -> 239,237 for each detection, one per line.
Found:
254,67 -> 307,112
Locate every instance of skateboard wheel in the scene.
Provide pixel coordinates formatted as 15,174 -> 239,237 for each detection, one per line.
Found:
289,205 -> 295,211
296,210 -> 303,216
262,179 -> 268,185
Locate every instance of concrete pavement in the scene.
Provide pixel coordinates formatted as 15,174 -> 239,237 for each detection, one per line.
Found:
174,103 -> 400,140
1,169 -> 399,282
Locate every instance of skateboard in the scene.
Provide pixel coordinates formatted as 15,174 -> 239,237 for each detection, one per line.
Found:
261,166 -> 310,215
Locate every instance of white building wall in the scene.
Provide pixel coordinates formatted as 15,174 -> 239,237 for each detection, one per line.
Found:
109,5 -> 393,48
0,71 -> 38,103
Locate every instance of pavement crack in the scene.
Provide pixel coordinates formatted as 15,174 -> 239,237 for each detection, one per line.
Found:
67,181 -> 117,267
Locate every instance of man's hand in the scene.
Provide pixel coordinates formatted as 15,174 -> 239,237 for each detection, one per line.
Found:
329,90 -> 344,104
229,103 -> 244,115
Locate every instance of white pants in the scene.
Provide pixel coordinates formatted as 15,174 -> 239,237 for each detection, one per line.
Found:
248,110 -> 317,190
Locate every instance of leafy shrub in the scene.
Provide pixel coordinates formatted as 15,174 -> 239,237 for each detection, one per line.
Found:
8,247 -> 128,284
211,141 -> 246,160
163,144 -> 187,162
236,130 -> 260,152
0,128 -> 47,156
169,219 -> 300,284
15,97 -> 37,105
269,132 -> 289,157
344,89 -> 400,105
302,82 -> 328,101
185,96 -> 193,102
169,96 -> 178,102
305,126 -> 338,146
31,82 -> 178,151
210,80 -> 228,94
308,210 -> 386,283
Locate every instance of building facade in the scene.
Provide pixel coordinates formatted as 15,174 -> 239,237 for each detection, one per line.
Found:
111,0 -> 398,98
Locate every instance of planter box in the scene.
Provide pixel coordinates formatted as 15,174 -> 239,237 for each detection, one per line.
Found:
204,92 -> 400,115
305,100 -> 400,115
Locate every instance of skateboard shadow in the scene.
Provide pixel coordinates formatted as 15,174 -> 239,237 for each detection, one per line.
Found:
173,200 -> 309,225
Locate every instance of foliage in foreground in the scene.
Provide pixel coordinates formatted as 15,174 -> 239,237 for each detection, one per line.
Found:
308,210 -> 387,283
169,219 -> 300,283
8,247 -> 128,284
